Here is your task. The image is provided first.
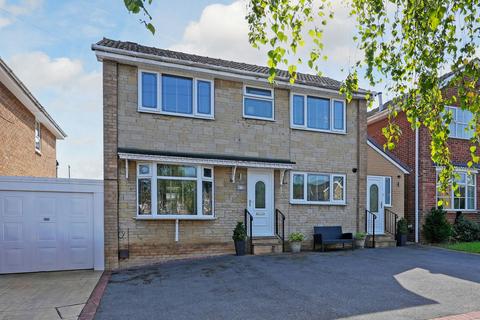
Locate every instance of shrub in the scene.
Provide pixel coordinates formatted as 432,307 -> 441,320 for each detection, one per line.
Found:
232,222 -> 247,241
423,207 -> 453,243
289,232 -> 305,242
453,215 -> 480,242
397,218 -> 408,235
354,232 -> 366,240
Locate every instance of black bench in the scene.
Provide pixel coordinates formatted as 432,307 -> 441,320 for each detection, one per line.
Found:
313,226 -> 354,251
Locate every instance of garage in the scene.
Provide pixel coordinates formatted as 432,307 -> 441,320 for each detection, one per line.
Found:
0,177 -> 104,274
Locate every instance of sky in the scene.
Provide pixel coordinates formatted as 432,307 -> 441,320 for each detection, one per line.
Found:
0,0 -> 383,179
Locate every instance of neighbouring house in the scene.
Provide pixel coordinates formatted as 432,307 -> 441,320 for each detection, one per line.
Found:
93,38 -> 369,269
368,74 -> 480,242
366,136 -> 409,245
0,58 -> 66,177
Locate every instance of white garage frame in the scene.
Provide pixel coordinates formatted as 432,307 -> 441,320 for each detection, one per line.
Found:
0,176 -> 104,271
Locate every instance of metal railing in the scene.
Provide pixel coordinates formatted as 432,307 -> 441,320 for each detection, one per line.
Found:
385,208 -> 398,239
275,209 -> 286,252
244,209 -> 254,254
365,209 -> 377,248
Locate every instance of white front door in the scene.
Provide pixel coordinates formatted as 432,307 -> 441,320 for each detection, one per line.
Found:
247,169 -> 274,237
367,176 -> 385,235
0,191 -> 94,274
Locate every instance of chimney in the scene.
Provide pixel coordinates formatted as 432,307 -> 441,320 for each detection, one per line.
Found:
377,92 -> 383,111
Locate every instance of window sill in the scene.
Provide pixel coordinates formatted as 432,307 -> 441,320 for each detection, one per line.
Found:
448,136 -> 473,141
290,201 -> 347,206
138,108 -> 215,120
243,115 -> 275,122
135,215 -> 217,221
35,149 -> 42,156
290,126 -> 346,135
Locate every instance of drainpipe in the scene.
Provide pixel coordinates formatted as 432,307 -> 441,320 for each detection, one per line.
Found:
415,124 -> 419,243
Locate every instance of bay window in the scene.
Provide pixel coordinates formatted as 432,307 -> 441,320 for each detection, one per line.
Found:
137,163 -> 214,217
436,171 -> 476,210
290,171 -> 346,204
291,94 -> 345,133
138,70 -> 214,118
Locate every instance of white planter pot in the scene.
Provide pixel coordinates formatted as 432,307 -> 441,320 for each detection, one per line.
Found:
355,239 -> 365,249
290,241 -> 302,253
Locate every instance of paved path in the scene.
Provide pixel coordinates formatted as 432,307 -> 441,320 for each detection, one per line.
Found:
0,270 -> 102,320
95,246 -> 480,320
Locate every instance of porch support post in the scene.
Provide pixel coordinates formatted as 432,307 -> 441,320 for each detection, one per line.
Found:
175,219 -> 179,242
230,166 -> 237,183
125,159 -> 129,180
280,169 -> 288,185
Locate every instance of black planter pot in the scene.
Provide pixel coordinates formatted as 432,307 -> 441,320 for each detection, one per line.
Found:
234,240 -> 246,256
397,234 -> 407,246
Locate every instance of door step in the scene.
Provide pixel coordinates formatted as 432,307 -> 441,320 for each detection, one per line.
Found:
251,236 -> 283,255
366,234 -> 397,248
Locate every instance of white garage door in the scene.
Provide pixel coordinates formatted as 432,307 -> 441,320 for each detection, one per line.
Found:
0,191 -> 94,274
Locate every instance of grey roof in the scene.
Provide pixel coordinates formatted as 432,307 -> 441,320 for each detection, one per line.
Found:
367,136 -> 411,173
0,58 -> 66,138
94,38 -> 369,94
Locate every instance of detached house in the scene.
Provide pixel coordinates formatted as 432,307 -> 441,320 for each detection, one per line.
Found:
0,58 -> 66,177
368,73 -> 480,242
93,38 -> 369,269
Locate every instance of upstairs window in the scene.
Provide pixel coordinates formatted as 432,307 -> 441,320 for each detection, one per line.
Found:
243,86 -> 274,120
34,120 -> 41,152
446,106 -> 474,139
436,171 -> 476,210
138,70 -> 214,119
291,94 -> 345,133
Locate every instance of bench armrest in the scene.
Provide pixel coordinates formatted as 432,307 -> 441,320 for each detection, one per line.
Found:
341,233 -> 353,239
313,233 -> 323,243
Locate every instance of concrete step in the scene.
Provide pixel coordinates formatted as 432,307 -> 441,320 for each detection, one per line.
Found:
251,236 -> 283,255
366,235 -> 397,248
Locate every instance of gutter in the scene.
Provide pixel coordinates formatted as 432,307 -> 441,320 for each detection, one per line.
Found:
92,44 -> 371,99
415,124 -> 419,242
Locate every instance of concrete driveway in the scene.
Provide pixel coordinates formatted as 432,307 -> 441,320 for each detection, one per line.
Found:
95,246 -> 480,320
0,270 -> 102,320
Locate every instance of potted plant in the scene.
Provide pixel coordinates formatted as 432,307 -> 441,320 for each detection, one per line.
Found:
232,221 -> 247,256
397,218 -> 408,246
354,232 -> 367,249
289,232 -> 305,253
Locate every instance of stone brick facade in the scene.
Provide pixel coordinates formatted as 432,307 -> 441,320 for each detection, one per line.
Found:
102,60 -> 367,269
368,101 -> 480,242
0,81 -> 57,177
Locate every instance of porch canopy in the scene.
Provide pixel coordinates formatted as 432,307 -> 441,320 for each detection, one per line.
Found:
118,147 -> 295,181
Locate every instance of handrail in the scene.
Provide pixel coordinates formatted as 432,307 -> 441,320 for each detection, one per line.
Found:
275,209 -> 286,252
385,208 -> 398,239
365,209 -> 377,248
244,209 -> 254,254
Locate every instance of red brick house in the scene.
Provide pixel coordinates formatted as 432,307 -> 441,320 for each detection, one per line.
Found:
0,58 -> 66,177
368,81 -> 479,242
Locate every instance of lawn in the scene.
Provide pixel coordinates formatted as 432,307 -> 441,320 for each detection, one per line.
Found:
439,242 -> 480,254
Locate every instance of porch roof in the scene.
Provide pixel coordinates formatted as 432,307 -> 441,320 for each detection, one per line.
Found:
117,148 -> 295,170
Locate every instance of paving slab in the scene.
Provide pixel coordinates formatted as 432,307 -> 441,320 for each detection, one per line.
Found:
0,270 -> 102,320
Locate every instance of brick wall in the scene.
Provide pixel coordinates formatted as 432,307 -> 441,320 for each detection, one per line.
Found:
0,81 -> 56,177
104,61 -> 367,269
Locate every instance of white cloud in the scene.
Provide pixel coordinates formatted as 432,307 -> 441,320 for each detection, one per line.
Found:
7,52 -> 103,179
0,0 -> 42,28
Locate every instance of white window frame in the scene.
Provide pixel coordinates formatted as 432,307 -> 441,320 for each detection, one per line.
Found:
435,169 -> 477,211
136,162 -> 215,218
384,176 -> 392,207
289,171 -> 346,205
34,120 -> 41,153
445,106 -> 474,140
137,69 -> 215,119
290,93 -> 346,134
243,85 -> 275,121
